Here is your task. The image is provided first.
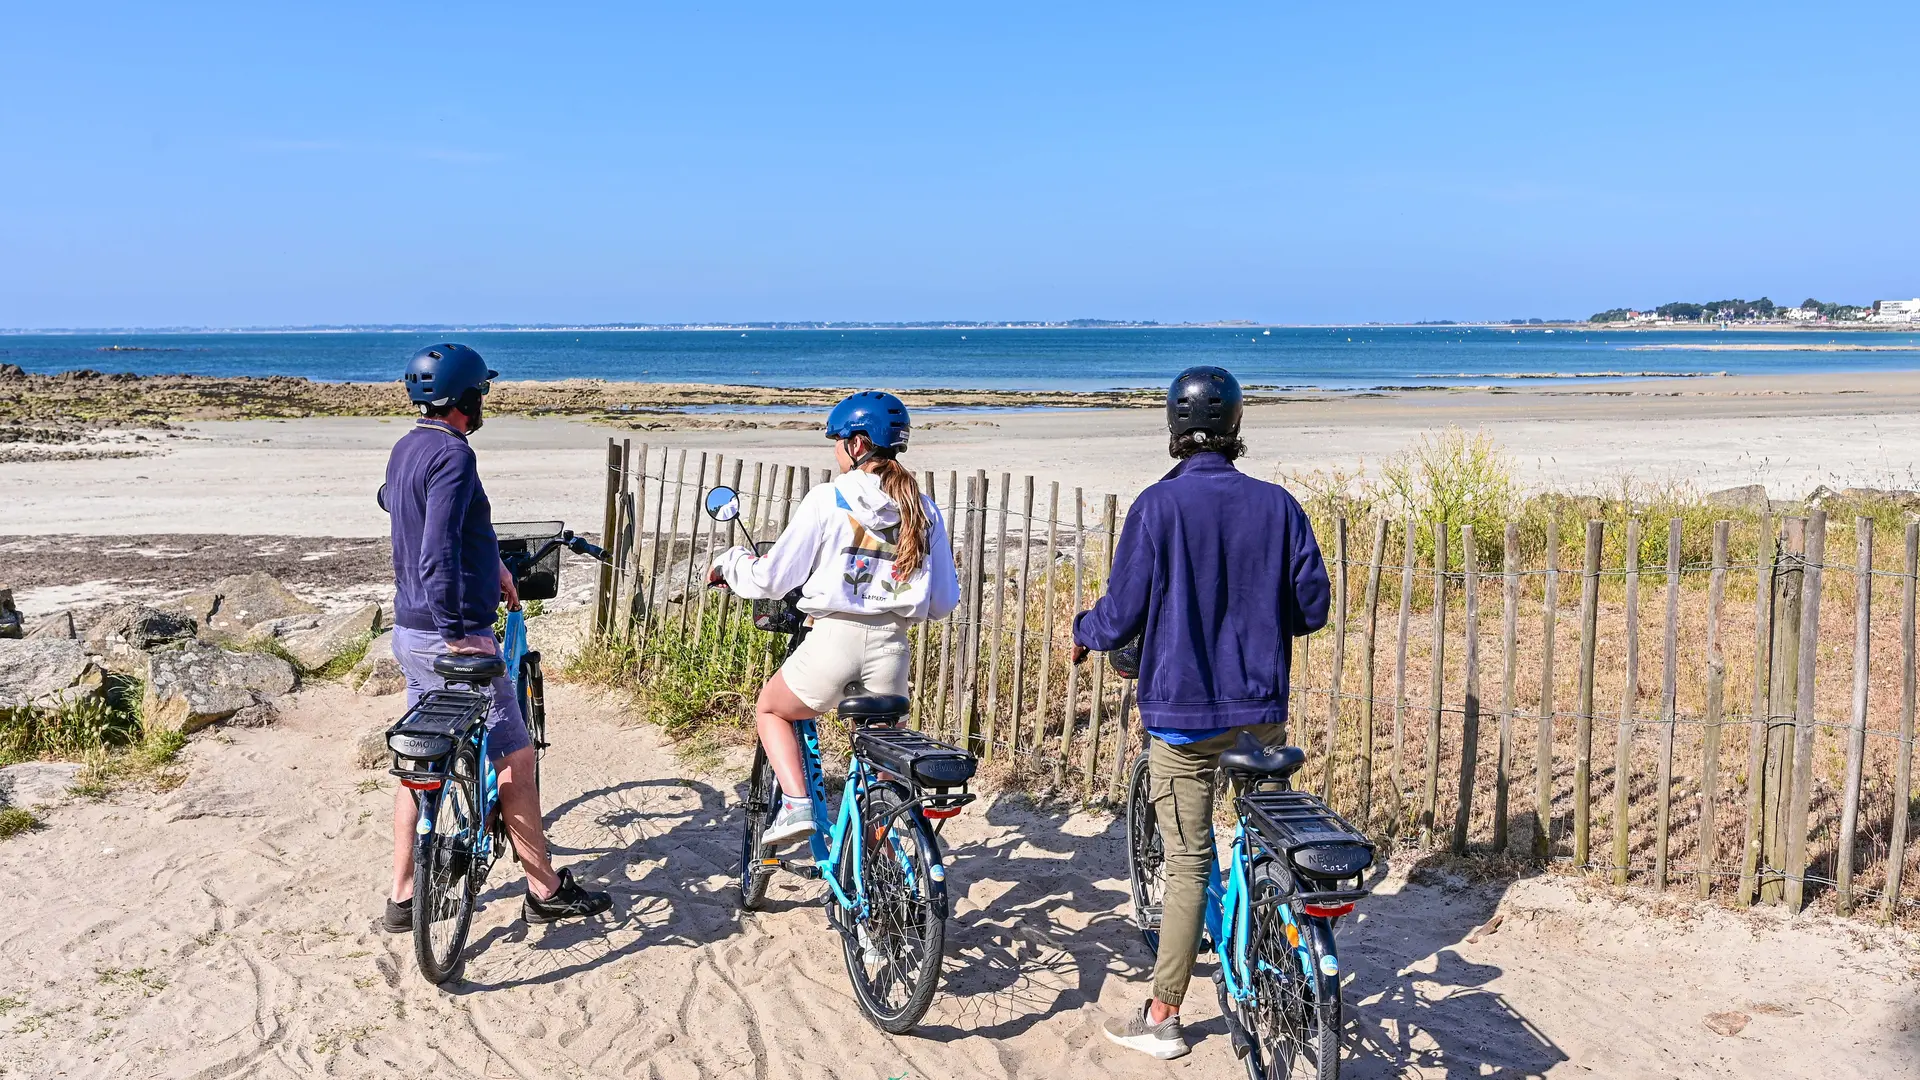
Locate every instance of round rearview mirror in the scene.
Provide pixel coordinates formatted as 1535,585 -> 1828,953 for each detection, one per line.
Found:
704,486 -> 742,522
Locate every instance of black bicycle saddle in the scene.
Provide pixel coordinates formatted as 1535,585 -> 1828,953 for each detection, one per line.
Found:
433,654 -> 508,682
1218,730 -> 1307,780
837,695 -> 911,723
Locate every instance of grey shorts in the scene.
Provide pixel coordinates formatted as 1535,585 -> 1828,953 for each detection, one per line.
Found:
391,625 -> 532,760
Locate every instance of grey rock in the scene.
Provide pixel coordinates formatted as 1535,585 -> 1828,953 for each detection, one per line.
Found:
353,723 -> 391,770
0,638 -> 102,711
144,642 -> 297,733
196,572 -> 319,641
228,699 -> 279,728
83,604 -> 199,674
1839,486 -> 1920,509
282,603 -> 383,672
1704,484 -> 1770,514
249,614 -> 321,640
0,762 -> 84,807
349,631 -> 406,697
25,610 -> 76,640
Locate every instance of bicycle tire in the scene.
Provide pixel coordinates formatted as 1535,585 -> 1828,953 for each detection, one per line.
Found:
1245,865 -> 1342,1080
412,744 -> 481,986
1124,752 -> 1165,954
737,745 -> 776,911
520,655 -> 545,792
837,780 -> 944,1034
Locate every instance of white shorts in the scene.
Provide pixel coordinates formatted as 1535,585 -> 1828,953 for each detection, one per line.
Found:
779,612 -> 913,713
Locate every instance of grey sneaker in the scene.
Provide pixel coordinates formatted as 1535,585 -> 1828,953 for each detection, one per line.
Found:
761,796 -> 816,852
1102,1000 -> 1187,1060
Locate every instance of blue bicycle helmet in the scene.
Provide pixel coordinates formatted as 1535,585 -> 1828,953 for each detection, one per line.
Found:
825,391 -> 911,456
404,343 -> 497,407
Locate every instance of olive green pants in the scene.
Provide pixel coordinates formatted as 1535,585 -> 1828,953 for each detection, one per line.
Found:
1148,723 -> 1287,1007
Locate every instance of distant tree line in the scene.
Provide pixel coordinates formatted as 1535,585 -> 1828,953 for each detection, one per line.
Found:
1589,297 -> 1868,323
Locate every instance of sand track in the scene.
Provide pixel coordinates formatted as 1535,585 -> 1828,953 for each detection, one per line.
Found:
1,682 -> 1914,1078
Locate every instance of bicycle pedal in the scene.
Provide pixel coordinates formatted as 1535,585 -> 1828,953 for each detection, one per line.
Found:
793,864 -> 823,881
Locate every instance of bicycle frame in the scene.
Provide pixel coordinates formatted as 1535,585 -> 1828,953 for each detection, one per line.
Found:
1205,813 -> 1334,1009
785,717 -> 946,926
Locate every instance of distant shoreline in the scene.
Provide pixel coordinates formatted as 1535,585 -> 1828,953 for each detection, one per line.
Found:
4,320 -> 1913,335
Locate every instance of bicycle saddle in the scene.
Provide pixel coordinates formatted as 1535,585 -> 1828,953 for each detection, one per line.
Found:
1218,731 -> 1307,780
837,694 -> 910,723
433,654 -> 508,681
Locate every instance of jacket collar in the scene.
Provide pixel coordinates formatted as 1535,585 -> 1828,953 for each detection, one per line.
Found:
415,418 -> 468,441
1162,451 -> 1237,481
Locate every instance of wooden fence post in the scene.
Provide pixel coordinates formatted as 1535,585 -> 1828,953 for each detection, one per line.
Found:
1451,525 -> 1481,855
1083,493 -> 1117,799
1010,476 -> 1036,751
911,469 -> 936,730
1612,518 -> 1643,887
1762,518 -> 1805,905
984,473 -> 1011,759
1496,522 -> 1518,853
1533,517 -> 1561,861
961,473 -> 989,754
1421,522 -> 1448,850
1322,516 -> 1349,801
1739,515 -> 1777,905
1836,517 -> 1873,916
1574,520 -> 1603,870
1360,516 -> 1388,827
1035,482 -> 1060,758
1391,520 -> 1415,834
593,438 -> 621,635
1058,490 -> 1086,788
936,472 -> 960,736
1884,522 -> 1918,924
1784,511 -> 1827,912
1102,494 -> 1128,795
679,452 -> 708,639
1653,518 -> 1682,888
1698,520 -> 1730,899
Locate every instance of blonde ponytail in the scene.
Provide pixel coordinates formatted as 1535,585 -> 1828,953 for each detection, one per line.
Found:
870,456 -> 929,578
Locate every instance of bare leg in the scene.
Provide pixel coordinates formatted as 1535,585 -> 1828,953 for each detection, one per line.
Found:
495,746 -> 561,900
391,786 -> 417,902
755,672 -> 819,798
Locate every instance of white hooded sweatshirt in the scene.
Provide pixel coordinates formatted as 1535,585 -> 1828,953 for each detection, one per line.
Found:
712,469 -> 960,621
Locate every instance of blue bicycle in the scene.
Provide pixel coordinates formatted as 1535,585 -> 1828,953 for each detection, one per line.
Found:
384,523 -> 604,985
1123,705 -> 1375,1079
704,485 -> 978,1034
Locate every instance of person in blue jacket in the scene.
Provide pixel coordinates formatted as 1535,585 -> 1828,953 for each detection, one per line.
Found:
380,343 -> 610,932
1073,365 -> 1330,1060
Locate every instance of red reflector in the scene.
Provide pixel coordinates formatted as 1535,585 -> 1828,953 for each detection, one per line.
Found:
401,779 -> 443,791
1303,903 -> 1354,918
922,807 -> 962,819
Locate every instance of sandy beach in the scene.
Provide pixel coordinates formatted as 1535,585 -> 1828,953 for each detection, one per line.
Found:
5,371 -> 1920,543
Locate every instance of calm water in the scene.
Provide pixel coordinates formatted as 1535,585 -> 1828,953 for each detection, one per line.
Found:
4,326 -> 1918,391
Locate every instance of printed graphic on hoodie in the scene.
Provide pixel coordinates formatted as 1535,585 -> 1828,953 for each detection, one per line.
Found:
843,518 -> 907,594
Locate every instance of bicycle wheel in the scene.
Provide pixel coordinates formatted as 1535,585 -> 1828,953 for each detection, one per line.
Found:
1124,752 -> 1164,954
520,654 -> 546,791
837,780 -> 944,1034
736,745 -> 776,911
1245,866 -> 1341,1080
412,744 -> 481,985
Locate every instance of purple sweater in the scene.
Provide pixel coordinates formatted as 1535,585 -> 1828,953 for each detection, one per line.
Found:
385,421 -> 501,643
1073,453 -> 1329,732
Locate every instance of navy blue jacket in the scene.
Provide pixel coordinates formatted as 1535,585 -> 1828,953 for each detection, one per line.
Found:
1073,453 -> 1330,731
386,421 -> 501,643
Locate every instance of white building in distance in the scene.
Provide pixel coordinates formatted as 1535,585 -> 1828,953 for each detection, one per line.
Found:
1870,299 -> 1920,324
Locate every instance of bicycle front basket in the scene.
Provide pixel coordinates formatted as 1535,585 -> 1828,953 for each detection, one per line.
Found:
496,520 -> 565,601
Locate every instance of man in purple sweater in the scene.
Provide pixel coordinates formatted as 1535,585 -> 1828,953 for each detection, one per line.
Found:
1073,366 -> 1330,1060
380,343 -> 609,932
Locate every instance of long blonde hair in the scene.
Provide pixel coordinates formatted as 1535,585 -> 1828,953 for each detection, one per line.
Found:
850,434 -> 931,578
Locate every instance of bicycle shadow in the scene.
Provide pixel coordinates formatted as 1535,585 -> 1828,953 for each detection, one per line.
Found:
910,794 -> 1193,1043
1335,851 -> 1567,1079
447,776 -> 745,994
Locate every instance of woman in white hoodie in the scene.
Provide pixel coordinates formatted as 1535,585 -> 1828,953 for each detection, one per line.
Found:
709,392 -> 960,848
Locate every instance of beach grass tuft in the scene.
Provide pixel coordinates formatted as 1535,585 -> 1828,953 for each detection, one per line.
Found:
0,807 -> 41,840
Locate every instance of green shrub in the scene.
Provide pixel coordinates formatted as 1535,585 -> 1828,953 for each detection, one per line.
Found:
0,675 -> 145,764
0,808 -> 40,840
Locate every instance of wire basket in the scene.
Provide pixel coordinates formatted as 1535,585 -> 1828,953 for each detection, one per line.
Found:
496,520 -> 565,601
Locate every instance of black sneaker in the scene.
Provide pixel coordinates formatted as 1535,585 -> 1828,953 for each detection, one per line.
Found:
524,868 -> 612,924
380,897 -> 413,934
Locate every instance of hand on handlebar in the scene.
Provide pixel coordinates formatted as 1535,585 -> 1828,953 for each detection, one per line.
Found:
707,566 -> 730,591
1071,644 -> 1089,665
499,560 -> 521,611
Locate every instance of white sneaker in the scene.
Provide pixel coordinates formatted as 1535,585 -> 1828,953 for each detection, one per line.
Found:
761,796 -> 816,852
1102,1000 -> 1187,1060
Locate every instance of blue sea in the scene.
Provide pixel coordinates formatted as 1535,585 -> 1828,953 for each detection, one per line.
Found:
3,326 -> 1918,392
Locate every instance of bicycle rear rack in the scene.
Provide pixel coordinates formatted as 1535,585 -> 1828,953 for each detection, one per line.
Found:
387,689 -> 489,790
1239,788 -> 1376,894
851,726 -> 978,818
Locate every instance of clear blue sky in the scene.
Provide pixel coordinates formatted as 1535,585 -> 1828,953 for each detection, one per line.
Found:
3,3 -> 1915,328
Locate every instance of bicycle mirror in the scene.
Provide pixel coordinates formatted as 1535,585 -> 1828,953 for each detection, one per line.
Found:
704,486 -> 742,523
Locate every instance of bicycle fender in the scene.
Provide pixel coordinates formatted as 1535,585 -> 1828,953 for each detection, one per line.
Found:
1306,916 -> 1340,1000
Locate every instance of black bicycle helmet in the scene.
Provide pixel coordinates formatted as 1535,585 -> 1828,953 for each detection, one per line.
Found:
1166,365 -> 1243,438
404,343 -> 497,408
